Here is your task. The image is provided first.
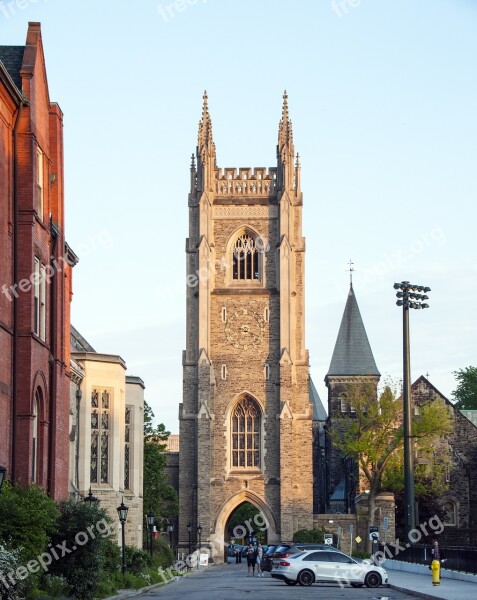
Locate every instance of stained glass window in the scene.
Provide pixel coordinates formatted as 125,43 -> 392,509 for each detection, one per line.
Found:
124,406 -> 131,490
231,396 -> 261,468
90,388 -> 111,483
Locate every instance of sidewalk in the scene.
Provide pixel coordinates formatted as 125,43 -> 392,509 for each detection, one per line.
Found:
386,561 -> 477,600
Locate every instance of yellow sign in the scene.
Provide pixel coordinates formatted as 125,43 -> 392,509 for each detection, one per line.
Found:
355,536 -> 362,543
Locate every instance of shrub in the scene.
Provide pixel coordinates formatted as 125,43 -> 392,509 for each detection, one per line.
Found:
292,527 -> 328,543
124,546 -> 151,574
0,543 -> 29,600
48,499 -> 114,600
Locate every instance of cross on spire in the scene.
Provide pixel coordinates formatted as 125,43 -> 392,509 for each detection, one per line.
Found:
348,259 -> 355,286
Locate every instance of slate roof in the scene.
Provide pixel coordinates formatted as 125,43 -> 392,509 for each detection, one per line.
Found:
327,285 -> 380,377
70,325 -> 96,353
0,46 -> 25,90
309,378 -> 327,421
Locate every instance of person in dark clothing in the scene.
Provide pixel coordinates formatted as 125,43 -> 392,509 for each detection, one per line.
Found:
246,543 -> 256,576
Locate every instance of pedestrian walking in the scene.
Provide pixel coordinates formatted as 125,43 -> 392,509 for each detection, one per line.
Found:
246,543 -> 256,576
256,542 -> 263,577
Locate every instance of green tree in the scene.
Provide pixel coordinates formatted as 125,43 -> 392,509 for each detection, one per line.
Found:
0,482 -> 58,564
227,502 -> 266,543
452,366 -> 477,409
329,382 -> 453,550
143,402 -> 178,523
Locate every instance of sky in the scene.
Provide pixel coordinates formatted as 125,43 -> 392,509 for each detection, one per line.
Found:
2,0 -> 476,433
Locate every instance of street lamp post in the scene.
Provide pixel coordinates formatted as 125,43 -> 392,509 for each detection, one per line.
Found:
187,523 -> 192,564
167,520 -> 174,554
83,486 -> 100,507
146,513 -> 155,557
394,281 -> 430,540
197,524 -> 202,570
117,498 -> 129,574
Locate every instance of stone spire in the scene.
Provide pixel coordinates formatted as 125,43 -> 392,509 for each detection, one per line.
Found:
278,90 -> 293,151
197,90 -> 214,155
327,285 -> 380,377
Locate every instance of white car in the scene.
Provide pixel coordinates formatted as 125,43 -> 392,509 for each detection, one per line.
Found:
271,549 -> 388,588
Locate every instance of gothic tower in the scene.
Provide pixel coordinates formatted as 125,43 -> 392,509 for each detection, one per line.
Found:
179,92 -> 314,561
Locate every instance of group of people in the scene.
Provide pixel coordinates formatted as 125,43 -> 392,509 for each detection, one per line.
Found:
232,542 -> 264,576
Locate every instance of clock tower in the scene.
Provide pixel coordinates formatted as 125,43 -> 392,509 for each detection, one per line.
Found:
179,92 -> 314,561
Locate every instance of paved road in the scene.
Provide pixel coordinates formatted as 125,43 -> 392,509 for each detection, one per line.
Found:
140,563 -> 422,600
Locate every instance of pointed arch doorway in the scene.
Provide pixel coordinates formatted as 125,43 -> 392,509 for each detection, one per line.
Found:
210,491 -> 279,563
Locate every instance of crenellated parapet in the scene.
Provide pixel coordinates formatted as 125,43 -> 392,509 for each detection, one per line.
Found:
213,167 -> 278,196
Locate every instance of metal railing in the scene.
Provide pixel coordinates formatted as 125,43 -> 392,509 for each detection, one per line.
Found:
380,543 -> 477,575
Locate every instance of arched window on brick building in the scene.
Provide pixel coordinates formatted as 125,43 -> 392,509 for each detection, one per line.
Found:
32,390 -> 40,483
232,232 -> 261,281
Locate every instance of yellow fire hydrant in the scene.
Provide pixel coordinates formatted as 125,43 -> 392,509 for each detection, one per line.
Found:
431,559 -> 441,586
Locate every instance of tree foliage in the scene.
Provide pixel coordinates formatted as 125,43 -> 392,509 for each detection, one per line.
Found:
452,366 -> 477,410
292,527 -> 328,543
0,482 -> 58,564
143,402 -> 178,522
48,499 -> 114,600
329,382 -> 453,548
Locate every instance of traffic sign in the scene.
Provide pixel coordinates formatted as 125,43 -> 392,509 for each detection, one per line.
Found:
324,534 -> 333,545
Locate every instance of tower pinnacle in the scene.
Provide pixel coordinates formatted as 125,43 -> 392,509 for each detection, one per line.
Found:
278,89 -> 293,149
197,89 -> 214,153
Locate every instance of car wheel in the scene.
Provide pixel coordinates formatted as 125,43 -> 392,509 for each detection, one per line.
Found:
297,569 -> 315,586
284,578 -> 298,586
351,583 -> 363,588
365,572 -> 382,588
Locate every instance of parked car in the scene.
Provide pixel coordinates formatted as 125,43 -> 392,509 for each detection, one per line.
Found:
261,544 -> 278,572
271,549 -> 388,588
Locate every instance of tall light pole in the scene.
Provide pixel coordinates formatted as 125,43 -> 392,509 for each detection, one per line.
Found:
117,498 -> 129,574
394,281 -> 430,539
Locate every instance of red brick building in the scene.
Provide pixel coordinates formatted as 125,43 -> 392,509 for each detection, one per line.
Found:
0,23 -> 76,499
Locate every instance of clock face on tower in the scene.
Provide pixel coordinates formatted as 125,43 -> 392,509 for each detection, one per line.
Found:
225,308 -> 265,350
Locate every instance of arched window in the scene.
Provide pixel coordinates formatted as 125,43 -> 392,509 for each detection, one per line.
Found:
32,391 -> 40,483
443,501 -> 457,526
232,232 -> 260,281
231,396 -> 261,469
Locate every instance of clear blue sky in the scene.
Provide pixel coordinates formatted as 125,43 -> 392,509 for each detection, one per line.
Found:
3,0 -> 476,433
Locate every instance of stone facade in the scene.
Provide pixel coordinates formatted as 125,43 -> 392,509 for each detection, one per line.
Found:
68,327 -> 145,548
179,92 -> 314,561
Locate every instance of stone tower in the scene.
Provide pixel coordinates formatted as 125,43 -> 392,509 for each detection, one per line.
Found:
179,92 -> 314,561
324,284 -> 380,512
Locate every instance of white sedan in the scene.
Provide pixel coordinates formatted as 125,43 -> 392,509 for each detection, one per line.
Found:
271,549 -> 388,588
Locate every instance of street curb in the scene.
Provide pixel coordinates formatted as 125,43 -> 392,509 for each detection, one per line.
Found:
389,583 -> 450,600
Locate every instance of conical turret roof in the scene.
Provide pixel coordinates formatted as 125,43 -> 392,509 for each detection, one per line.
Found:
327,285 -> 380,377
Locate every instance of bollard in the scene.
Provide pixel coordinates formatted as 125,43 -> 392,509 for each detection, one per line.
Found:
431,559 -> 440,586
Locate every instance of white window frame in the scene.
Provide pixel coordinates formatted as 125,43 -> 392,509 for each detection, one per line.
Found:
37,147 -> 44,220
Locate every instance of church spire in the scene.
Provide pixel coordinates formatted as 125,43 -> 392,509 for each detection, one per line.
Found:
278,90 -> 293,150
196,90 -> 216,192
327,285 -> 380,377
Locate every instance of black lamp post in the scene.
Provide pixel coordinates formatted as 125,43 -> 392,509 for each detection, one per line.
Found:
197,524 -> 202,570
167,520 -> 174,550
117,498 -> 129,574
146,513 -> 155,557
83,486 -> 100,507
0,466 -> 6,493
187,522 -> 192,560
394,281 -> 430,540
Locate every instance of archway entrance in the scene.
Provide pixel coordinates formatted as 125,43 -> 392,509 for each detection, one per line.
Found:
226,502 -> 268,546
210,490 -> 279,563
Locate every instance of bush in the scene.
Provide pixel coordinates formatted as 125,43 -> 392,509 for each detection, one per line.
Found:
0,543 -> 29,600
124,546 -> 151,574
48,499 -> 114,600
39,574 -> 69,598
292,527 -> 328,543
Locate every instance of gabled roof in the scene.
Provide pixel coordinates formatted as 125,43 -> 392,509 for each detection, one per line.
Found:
0,46 -> 24,90
309,378 -> 327,421
70,325 -> 96,353
327,285 -> 380,377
